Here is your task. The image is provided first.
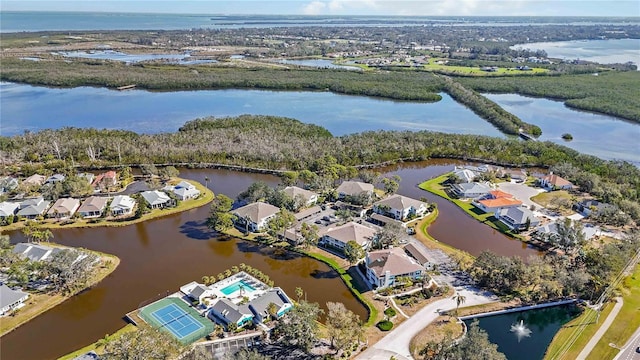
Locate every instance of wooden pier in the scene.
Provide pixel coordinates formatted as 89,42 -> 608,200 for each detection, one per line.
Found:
117,84 -> 136,91
518,131 -> 537,141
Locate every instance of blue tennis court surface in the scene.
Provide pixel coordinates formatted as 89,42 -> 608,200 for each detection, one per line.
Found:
150,303 -> 204,339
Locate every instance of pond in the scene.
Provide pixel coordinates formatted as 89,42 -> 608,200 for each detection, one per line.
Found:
55,50 -> 218,65
278,59 -> 361,70
485,93 -> 640,165
0,82 -> 502,137
464,304 -> 581,360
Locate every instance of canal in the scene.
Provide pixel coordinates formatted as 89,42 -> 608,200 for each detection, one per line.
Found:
1,161 -> 541,359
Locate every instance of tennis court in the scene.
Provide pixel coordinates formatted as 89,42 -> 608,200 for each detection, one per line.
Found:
139,297 -> 214,344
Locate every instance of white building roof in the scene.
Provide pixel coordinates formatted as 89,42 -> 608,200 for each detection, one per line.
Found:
0,284 -> 29,311
141,190 -> 171,206
110,195 -> 135,211
0,202 -> 19,217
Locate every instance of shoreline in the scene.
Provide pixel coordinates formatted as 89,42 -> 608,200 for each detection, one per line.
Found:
0,177 -> 214,232
0,247 -> 121,337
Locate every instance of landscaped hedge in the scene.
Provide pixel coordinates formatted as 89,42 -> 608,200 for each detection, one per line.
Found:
377,320 -> 394,331
384,307 -> 397,317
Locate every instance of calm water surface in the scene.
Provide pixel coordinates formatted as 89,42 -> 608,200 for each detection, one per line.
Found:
464,305 -> 580,360
511,39 -> 640,67
0,161 -> 541,359
485,93 -> 640,164
279,59 -> 361,70
0,82 -> 502,137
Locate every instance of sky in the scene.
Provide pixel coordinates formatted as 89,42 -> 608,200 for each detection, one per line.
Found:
1,0 -> 639,17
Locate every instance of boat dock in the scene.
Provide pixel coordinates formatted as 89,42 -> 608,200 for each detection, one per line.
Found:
518,130 -> 537,141
117,84 -> 137,91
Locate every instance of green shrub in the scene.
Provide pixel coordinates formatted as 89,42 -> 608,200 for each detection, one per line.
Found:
377,320 -> 394,331
384,307 -> 396,317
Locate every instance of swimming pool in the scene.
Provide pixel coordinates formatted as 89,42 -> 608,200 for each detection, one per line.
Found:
220,280 -> 256,296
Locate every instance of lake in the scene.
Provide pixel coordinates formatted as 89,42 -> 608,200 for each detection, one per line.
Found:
0,82 -> 502,137
511,39 -> 640,67
278,59 -> 361,70
485,93 -> 640,165
464,305 -> 581,360
0,161 -> 541,359
56,50 -> 218,65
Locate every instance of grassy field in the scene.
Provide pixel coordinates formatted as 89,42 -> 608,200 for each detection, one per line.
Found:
0,177 -> 214,232
530,190 -> 574,215
57,324 -> 137,360
418,174 -> 521,238
543,303 -> 615,360
0,250 -> 120,337
409,316 -> 464,357
423,60 -> 548,76
586,264 -> 640,360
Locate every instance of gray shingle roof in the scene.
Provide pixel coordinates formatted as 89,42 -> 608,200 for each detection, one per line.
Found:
367,247 -> 424,278
248,289 -> 289,317
141,191 -> 171,206
336,181 -> 374,196
233,202 -> 280,224
374,194 -> 425,211
0,284 -> 28,311
322,221 -> 376,247
211,298 -> 252,324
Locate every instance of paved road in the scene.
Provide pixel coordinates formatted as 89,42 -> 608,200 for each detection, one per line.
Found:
357,287 -> 498,360
496,182 -> 544,208
577,297 -> 624,360
614,324 -> 640,360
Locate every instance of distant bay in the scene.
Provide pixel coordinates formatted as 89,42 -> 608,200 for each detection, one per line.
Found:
511,38 -> 640,67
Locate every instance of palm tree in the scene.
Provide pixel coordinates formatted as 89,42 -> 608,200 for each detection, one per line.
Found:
204,176 -> 210,190
453,292 -> 466,318
295,287 -> 304,302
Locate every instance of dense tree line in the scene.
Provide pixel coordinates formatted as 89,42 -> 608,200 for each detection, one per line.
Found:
458,71 -> 640,123
2,115 -> 639,221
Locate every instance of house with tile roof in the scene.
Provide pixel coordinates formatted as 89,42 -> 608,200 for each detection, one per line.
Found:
77,196 -> 109,218
233,202 -> 280,233
336,181 -> 374,200
365,247 -> 426,288
319,221 -> 376,254
538,173 -> 574,191
46,198 -> 80,219
373,194 -> 428,220
92,171 -> 118,188
22,174 -> 46,187
473,190 -> 523,213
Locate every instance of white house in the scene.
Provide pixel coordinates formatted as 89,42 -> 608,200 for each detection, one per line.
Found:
365,247 -> 426,288
283,186 -> 318,206
0,284 -> 29,316
17,197 -> 51,219
452,168 -> 476,183
319,221 -> 376,253
141,190 -> 172,209
172,181 -> 200,200
12,243 -> 61,262
450,182 -> 492,199
495,207 -> 541,231
0,202 -> 20,219
110,195 -> 136,216
233,202 -> 280,233
180,281 -> 216,305
538,173 -> 574,191
373,194 -> 428,220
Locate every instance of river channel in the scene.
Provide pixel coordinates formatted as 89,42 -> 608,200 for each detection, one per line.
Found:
1,160 -> 541,360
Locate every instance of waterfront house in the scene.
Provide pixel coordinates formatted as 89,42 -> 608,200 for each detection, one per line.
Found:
17,197 -> 51,219
336,181 -> 374,201
110,195 -> 136,216
450,182 -> 492,199
44,174 -> 66,185
373,194 -> 428,221
499,169 -> 528,183
180,281 -> 216,305
452,168 -> 476,183
538,173 -> 574,191
0,177 -> 19,194
12,242 -> 61,262
319,221 -> 376,254
232,202 -> 280,233
473,190 -> 523,213
495,207 -> 540,231
0,202 -> 20,219
209,298 -> 254,328
403,242 -> 434,269
141,190 -> 172,209
248,288 -> 293,323
92,171 -> 118,188
77,196 -> 109,218
283,186 -> 318,207
172,181 -> 200,200
46,198 -> 80,219
0,284 -> 29,316
22,174 -> 46,187
531,222 -> 561,243
365,247 -> 425,288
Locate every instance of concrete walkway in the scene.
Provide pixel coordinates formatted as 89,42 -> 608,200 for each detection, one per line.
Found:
357,287 -> 498,360
613,324 -> 640,360
576,297 -> 624,360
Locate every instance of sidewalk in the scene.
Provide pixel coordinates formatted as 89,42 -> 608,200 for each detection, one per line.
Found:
576,297 -> 624,360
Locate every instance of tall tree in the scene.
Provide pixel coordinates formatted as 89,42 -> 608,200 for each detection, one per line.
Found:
22,221 -> 53,243
344,240 -> 365,265
103,327 -> 183,360
300,222 -> 319,249
374,221 -> 405,249
421,320 -> 506,360
272,301 -> 323,352
381,175 -> 401,195
325,302 -> 363,353
207,194 -> 235,232
452,292 -> 466,317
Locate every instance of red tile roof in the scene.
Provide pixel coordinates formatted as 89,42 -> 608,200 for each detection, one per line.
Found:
478,197 -> 522,208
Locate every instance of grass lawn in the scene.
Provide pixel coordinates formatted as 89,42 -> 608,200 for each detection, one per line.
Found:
1,177 -> 214,232
530,190 -> 574,214
423,60 -> 548,76
586,264 -> 640,360
418,174 -> 522,239
0,250 -> 120,337
57,324 -> 137,360
543,302 -> 615,360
